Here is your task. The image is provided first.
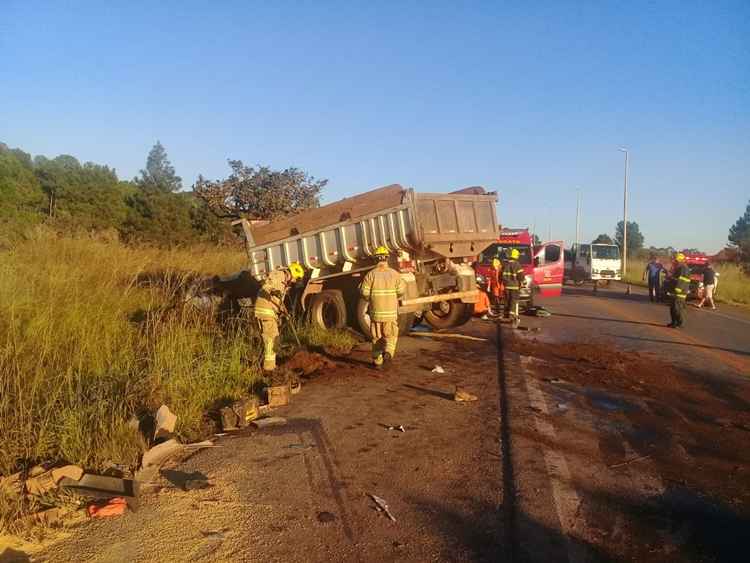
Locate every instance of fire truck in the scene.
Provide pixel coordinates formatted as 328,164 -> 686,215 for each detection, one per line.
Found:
474,228 -> 564,313
663,253 -> 713,301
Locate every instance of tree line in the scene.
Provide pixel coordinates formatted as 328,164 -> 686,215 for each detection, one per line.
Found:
0,141 -> 324,246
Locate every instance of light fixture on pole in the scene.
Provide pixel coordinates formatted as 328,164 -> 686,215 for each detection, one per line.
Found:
619,147 -> 630,294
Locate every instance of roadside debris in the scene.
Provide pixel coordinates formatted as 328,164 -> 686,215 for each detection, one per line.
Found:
252,416 -> 287,429
136,438 -> 184,484
60,473 -> 137,500
431,365 -> 445,374
290,374 -> 302,395
25,465 -> 84,496
201,528 -> 229,542
267,383 -> 290,408
220,397 -> 260,431
525,306 -> 552,317
454,387 -> 478,402
87,497 -> 128,518
369,494 -> 396,522
409,332 -> 488,342
154,404 -> 177,441
386,425 -> 406,433
283,350 -> 337,378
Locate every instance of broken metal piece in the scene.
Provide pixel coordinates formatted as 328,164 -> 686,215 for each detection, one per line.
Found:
60,474 -> 137,499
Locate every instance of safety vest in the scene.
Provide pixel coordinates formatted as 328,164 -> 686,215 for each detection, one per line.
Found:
255,270 -> 288,319
502,260 -> 522,290
360,263 -> 405,322
673,264 -> 690,300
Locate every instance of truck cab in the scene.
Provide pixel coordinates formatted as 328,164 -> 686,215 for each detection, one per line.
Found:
566,243 -> 622,285
475,229 -> 565,308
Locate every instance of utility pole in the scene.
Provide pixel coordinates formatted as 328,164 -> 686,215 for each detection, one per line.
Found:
619,148 -> 630,293
575,189 -> 581,249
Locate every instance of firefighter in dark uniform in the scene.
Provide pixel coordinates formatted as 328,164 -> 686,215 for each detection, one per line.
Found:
502,248 -> 525,327
668,252 -> 690,329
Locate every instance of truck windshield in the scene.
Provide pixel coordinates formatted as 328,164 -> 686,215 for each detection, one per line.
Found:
592,245 -> 620,260
481,244 -> 532,265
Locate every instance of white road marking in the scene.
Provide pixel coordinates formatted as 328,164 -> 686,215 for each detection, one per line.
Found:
520,356 -> 588,563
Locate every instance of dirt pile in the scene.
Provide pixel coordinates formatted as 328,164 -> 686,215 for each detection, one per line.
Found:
283,351 -> 338,378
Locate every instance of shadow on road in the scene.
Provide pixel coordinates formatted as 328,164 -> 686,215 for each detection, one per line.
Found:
562,286 -> 654,303
552,311 -> 666,328
603,332 -> 750,357
402,383 -> 454,401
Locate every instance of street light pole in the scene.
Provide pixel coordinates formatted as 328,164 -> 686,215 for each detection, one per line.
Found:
575,189 -> 581,249
619,147 -> 630,292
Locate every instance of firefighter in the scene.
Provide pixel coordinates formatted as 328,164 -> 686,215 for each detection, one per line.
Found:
487,257 -> 503,317
667,252 -> 690,329
502,248 -> 525,326
360,246 -> 405,369
254,262 -> 305,371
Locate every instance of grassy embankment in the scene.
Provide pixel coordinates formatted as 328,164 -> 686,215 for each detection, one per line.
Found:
0,230 -> 355,529
623,258 -> 750,305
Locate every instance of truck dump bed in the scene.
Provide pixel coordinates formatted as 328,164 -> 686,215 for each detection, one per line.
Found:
239,184 -> 498,277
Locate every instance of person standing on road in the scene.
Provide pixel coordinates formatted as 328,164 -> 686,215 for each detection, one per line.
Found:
667,253 -> 690,329
502,248 -> 525,327
697,262 -> 719,310
360,246 -> 405,370
488,257 -> 503,317
254,262 -> 305,371
642,254 -> 665,302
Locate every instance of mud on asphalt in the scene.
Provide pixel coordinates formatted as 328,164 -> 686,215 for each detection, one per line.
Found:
504,329 -> 750,562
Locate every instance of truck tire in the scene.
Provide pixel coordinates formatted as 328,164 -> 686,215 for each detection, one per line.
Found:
424,299 -> 472,330
356,298 -> 415,337
308,290 -> 347,330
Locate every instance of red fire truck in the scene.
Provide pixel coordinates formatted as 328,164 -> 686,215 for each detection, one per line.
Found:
475,228 -> 564,313
663,253 -> 712,301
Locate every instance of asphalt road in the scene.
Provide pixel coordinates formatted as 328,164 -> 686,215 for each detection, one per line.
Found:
34,284 -> 750,563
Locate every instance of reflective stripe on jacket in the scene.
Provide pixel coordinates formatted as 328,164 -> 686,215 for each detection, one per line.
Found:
502,259 -> 523,290
673,264 -> 690,299
255,270 -> 288,319
360,263 -> 405,322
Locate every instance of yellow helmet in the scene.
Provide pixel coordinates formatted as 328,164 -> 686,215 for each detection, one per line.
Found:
374,246 -> 389,260
675,252 -> 686,262
288,262 -> 305,280
510,248 -> 520,260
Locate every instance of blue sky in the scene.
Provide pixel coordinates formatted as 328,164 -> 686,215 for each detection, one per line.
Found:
1,1 -> 748,252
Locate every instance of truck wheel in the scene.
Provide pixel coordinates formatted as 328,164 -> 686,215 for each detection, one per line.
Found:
356,298 -> 415,337
424,299 -> 472,330
308,290 -> 347,330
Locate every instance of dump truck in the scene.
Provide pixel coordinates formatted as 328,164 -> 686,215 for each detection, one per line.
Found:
229,184 -> 499,334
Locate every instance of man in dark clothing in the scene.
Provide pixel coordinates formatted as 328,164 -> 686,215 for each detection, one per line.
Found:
667,253 -> 690,328
502,248 -> 525,327
697,262 -> 718,310
642,255 -> 665,302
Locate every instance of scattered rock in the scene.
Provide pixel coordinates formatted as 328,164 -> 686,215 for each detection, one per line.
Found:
25,465 -> 84,496
431,365 -> 445,374
252,417 -> 287,429
153,404 -> 177,441
454,387 -> 478,402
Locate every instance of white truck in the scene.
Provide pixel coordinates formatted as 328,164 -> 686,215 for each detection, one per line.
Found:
565,243 -> 622,286
216,184 -> 499,334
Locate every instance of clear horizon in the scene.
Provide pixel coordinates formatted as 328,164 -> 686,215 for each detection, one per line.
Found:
2,1 -> 747,253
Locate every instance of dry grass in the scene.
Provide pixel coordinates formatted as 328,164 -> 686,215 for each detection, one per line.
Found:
0,229 -> 361,532
623,258 -> 750,305
0,230 -> 255,479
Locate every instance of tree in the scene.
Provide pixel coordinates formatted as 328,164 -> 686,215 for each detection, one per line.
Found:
195,160 -> 326,220
729,200 -> 750,271
615,220 -> 644,253
135,141 -> 182,193
592,234 -> 613,244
